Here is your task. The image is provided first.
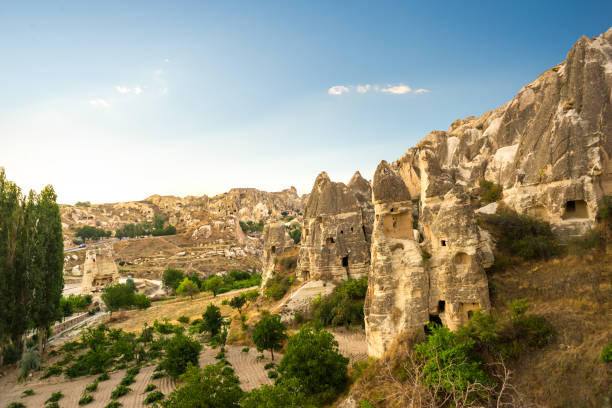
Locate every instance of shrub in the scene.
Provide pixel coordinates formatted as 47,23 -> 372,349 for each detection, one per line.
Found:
110,385 -> 132,399
152,371 -> 166,379
85,380 -> 99,392
278,326 -> 349,400
105,402 -> 122,408
144,390 -> 164,404
310,276 -> 368,328
45,391 -> 63,403
121,374 -> 136,386
78,394 -> 94,405
162,334 -> 202,378
264,275 -> 292,300
21,389 -> 35,397
264,362 -> 275,370
41,363 -> 62,379
289,229 -> 302,244
132,293 -> 152,309
2,343 -> 21,365
6,403 -> 26,408
126,365 -> 140,376
239,378 -> 316,408
479,179 -> 503,204
215,351 -> 225,360
145,384 -> 157,392
279,256 -> 297,270
415,324 -> 490,399
178,315 -> 190,324
240,220 -> 264,233
267,370 -> 278,378
241,347 -> 250,353
18,350 -> 41,381
97,372 -> 110,381
162,268 -> 185,292
176,278 -> 200,299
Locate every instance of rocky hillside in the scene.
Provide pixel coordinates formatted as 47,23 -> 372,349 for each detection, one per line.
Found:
61,187 -> 306,278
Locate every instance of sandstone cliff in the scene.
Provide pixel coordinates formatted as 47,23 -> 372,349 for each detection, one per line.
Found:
365,28 -> 612,357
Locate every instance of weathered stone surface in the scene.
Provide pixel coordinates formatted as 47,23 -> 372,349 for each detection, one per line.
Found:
81,245 -> 120,293
296,171 -> 372,282
261,221 -> 296,285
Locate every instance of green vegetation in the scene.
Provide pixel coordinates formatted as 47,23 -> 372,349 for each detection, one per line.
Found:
162,268 -> 185,292
161,363 -> 243,408
75,201 -> 91,207
198,304 -> 223,337
177,315 -> 190,324
277,326 -> 349,402
481,209 -> 559,263
85,380 -> 98,392
601,344 -> 612,363
310,276 -> 368,328
115,217 -> 176,239
229,294 -> 246,315
162,333 -> 202,378
101,283 -> 151,316
78,394 -> 94,405
252,312 -> 287,361
239,220 -> 264,233
21,389 -> 35,397
176,278 -> 200,299
45,392 -> 63,403
201,270 -> 262,296
18,349 -> 41,380
59,294 -> 93,318
289,228 -> 302,244
0,170 -> 64,361
144,390 -> 164,404
75,225 -> 111,240
111,385 -> 131,399
104,402 -> 122,408
145,384 -> 157,392
7,403 -> 26,408
479,179 -> 503,204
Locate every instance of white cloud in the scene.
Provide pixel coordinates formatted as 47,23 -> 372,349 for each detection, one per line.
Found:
89,99 -> 110,108
328,85 -> 350,95
414,88 -> 430,94
164,58 -> 170,63
154,69 -> 164,75
356,84 -> 371,94
381,84 -> 412,94
115,85 -> 143,95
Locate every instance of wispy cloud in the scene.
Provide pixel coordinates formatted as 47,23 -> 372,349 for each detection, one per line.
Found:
89,99 -> 110,108
328,85 -> 350,95
115,85 -> 143,95
381,84 -> 411,94
328,83 -> 429,96
164,58 -> 170,63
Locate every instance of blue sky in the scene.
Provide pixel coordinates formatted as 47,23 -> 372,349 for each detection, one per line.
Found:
1,1 -> 610,204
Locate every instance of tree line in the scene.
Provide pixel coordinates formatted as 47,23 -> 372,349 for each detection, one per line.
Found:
0,170 -> 64,364
115,215 -> 176,238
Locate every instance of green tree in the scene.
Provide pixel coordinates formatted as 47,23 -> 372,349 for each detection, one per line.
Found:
201,304 -> 223,337
252,313 -> 287,361
414,323 -> 490,399
28,185 -> 64,353
240,378 -> 316,408
176,278 -> 200,300
278,326 -> 349,399
229,295 -> 246,315
162,268 -> 185,292
101,284 -> 134,316
162,363 -> 242,408
202,275 -> 223,297
162,334 -> 202,378
153,215 -> 165,230
125,277 -> 137,293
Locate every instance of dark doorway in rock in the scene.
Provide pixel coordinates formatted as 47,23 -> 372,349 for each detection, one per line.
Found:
441,240 -> 447,247
563,200 -> 588,219
271,246 -> 276,254
362,225 -> 367,239
342,255 -> 349,267
302,270 -> 310,281
437,300 -> 446,313
467,310 -> 474,319
425,314 -> 443,334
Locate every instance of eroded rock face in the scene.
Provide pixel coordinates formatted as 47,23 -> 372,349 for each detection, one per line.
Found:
296,171 -> 373,282
261,221 -> 296,285
394,28 -> 612,237
81,245 -> 120,294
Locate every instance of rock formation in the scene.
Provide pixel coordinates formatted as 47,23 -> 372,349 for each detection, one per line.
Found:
366,28 -> 612,357
81,245 -> 120,293
261,221 -> 296,285
296,171 -> 373,282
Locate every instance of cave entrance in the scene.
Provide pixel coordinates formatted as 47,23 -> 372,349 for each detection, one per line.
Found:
563,200 -> 588,219
270,246 -> 276,255
437,300 -> 446,313
301,270 -> 310,281
425,314 -> 443,334
342,255 -> 349,277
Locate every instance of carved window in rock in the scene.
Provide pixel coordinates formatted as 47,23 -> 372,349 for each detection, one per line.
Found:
270,246 -> 276,255
562,200 -> 588,219
441,240 -> 447,247
342,255 -> 349,267
453,252 -> 470,266
302,270 -> 310,281
437,300 -> 446,313
381,212 -> 412,239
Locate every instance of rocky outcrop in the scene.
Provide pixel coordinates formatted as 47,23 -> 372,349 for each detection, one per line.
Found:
296,171 -> 373,282
394,27 -> 612,237
261,221 -> 296,285
366,28 -> 612,357
81,245 -> 120,293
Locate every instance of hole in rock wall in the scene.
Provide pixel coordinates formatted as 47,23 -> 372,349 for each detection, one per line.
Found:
467,310 -> 474,319
437,300 -> 446,313
271,246 -> 276,254
302,270 -> 310,280
391,243 -> 404,252
340,230 -> 344,234
342,255 -> 349,267
382,212 -> 412,239
351,227 -> 354,232
563,200 -> 588,219
453,252 -> 470,265
425,315 -> 443,334
441,240 -> 447,247
327,237 -> 335,244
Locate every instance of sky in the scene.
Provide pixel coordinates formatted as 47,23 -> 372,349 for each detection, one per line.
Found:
1,1 -> 611,204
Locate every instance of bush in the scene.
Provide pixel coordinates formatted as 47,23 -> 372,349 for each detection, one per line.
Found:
215,351 -> 225,360
289,229 -> 302,244
479,179 -> 503,204
310,276 -> 368,328
176,278 -> 200,299
6,403 -> 26,408
85,380 -> 99,392
152,371 -> 166,379
78,394 -> 94,405
202,271 -> 262,296
267,370 -> 278,378
240,378 -> 316,408
145,384 -> 157,392
75,225 -> 111,240
97,372 -> 110,381
279,256 -> 297,270
2,343 -> 21,365
178,315 -> 190,324
132,293 -> 152,309
264,275 -> 292,300
45,391 -> 63,403
264,362 -> 275,370
278,326 -> 349,400
162,334 -> 202,378
144,390 -> 164,404
41,363 -> 62,379
162,268 -> 185,292
104,402 -> 122,408
241,347 -> 250,353
110,385 -> 132,399
239,220 -> 264,233
18,350 -> 41,380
